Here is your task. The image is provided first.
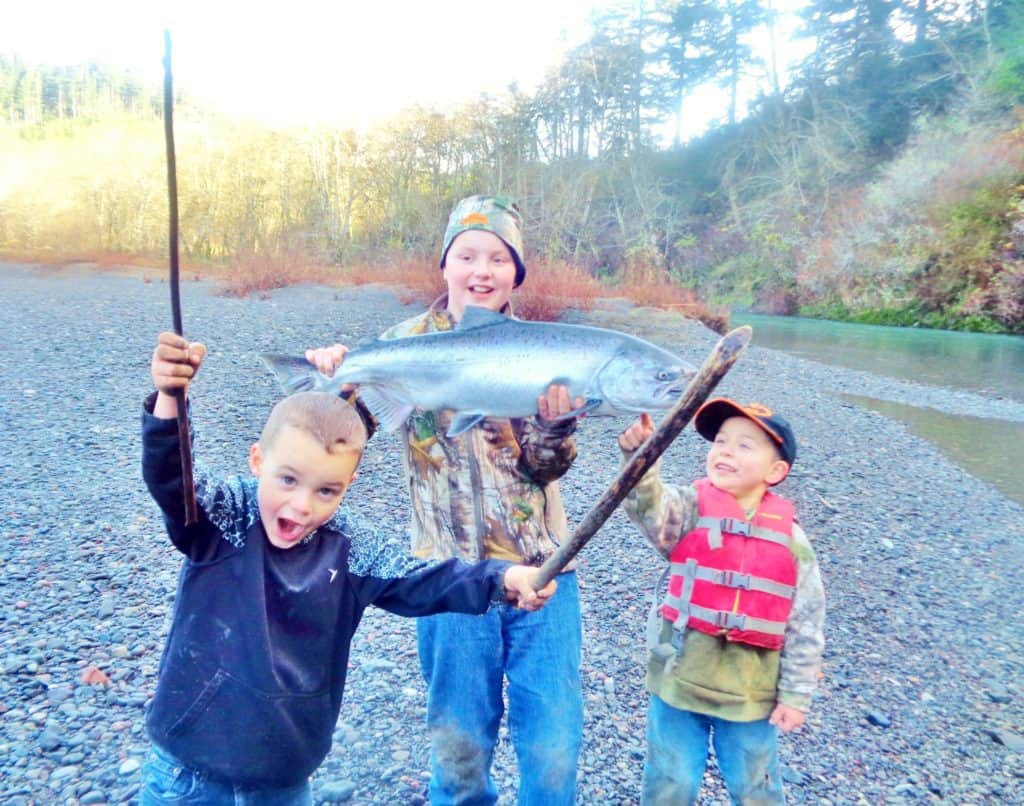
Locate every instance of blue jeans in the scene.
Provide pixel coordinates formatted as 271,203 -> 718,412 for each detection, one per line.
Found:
417,571 -> 582,806
138,744 -> 312,806
642,695 -> 784,805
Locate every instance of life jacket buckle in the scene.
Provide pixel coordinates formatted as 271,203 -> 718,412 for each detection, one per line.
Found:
724,570 -> 752,590
720,518 -> 752,537
713,610 -> 746,630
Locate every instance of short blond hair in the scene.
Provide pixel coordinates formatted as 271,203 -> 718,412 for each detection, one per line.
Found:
260,392 -> 367,453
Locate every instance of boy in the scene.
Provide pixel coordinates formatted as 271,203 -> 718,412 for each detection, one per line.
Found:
305,195 -> 584,804
618,398 -> 825,805
140,331 -> 555,804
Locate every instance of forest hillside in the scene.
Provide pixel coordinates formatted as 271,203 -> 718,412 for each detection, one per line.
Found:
1,0 -> 1022,333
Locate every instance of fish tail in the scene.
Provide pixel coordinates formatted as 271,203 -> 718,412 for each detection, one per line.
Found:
260,354 -> 341,396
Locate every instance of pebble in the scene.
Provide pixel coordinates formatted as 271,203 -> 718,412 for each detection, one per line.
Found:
319,780 -> 357,802
986,729 -> 1024,753
1,270 -> 1022,804
118,758 -> 141,776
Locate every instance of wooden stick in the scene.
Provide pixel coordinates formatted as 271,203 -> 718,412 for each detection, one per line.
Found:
532,325 -> 753,590
163,30 -> 198,525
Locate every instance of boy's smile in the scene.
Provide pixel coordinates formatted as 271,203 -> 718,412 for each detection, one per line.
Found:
706,416 -> 789,511
443,229 -> 518,321
248,425 -> 360,550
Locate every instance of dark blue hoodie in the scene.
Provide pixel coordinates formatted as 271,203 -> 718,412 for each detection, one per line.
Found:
141,397 -> 509,786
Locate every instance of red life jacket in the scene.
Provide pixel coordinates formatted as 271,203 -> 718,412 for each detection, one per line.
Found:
661,478 -> 797,650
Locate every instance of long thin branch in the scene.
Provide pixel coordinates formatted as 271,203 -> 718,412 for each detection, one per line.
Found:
163,30 -> 198,525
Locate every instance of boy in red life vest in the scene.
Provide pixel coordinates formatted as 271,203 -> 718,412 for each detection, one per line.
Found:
618,398 -> 825,805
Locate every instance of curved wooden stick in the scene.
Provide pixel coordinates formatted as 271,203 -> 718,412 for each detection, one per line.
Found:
532,325 -> 753,590
163,30 -> 198,525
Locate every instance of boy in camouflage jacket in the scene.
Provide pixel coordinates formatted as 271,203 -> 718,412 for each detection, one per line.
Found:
306,195 -> 584,805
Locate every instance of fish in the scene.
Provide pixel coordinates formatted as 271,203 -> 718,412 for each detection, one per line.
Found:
262,305 -> 698,437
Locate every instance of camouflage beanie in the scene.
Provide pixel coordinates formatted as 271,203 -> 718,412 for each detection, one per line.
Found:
440,194 -> 527,287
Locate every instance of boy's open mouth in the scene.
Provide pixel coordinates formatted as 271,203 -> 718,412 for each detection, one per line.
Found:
276,517 -> 307,543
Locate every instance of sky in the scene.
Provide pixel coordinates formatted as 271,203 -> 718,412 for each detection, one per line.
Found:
1,0 -> 607,130
2,1 -> 811,140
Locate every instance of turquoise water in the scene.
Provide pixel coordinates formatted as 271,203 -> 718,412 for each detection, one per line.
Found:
731,313 -> 1024,402
730,313 -> 1024,505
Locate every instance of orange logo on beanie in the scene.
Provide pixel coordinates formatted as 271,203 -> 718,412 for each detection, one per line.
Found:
743,403 -> 773,418
460,212 -> 489,226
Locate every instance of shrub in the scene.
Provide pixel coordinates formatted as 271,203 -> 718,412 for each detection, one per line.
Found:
513,260 -> 603,321
614,252 -> 729,333
217,252 -> 338,298
341,258 -> 444,308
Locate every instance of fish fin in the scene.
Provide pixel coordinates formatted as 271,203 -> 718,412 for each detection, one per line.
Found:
550,398 -> 604,421
358,385 -> 415,431
457,305 -> 509,330
261,354 -> 338,395
446,413 -> 486,437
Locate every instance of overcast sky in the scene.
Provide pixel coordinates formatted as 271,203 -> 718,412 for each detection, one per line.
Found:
1,0 -> 608,129
2,1 -> 813,140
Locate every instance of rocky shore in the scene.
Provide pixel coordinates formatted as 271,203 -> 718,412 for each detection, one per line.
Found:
1,264 -> 1022,804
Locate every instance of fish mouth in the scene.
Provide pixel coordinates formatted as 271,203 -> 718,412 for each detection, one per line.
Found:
657,383 -> 689,401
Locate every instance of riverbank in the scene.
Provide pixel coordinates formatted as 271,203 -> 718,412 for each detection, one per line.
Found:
1,263 -> 1022,804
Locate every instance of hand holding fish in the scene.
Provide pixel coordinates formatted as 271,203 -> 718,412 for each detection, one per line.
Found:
502,566 -> 557,611
537,383 -> 586,423
304,343 -> 354,393
618,412 -> 655,451
151,331 -> 206,418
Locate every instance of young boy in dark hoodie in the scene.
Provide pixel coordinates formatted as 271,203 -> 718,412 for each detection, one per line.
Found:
139,331 -> 554,805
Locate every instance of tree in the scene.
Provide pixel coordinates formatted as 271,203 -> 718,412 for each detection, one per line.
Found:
650,0 -> 724,146
711,0 -> 766,125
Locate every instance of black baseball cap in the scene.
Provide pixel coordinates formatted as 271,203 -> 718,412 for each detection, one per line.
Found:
695,398 -> 797,466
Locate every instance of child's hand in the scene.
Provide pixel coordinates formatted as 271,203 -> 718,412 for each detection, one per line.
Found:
305,344 -> 355,393
152,332 -> 206,396
502,566 -> 557,611
537,384 -> 585,422
618,412 -> 654,452
769,703 -> 806,733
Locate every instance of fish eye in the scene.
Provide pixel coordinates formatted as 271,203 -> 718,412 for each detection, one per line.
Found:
657,370 -> 672,381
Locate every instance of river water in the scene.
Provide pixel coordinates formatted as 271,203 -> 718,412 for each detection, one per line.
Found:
732,313 -> 1024,506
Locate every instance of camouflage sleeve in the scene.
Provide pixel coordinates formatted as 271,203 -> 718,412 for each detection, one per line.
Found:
514,417 -> 578,484
619,452 -> 697,558
776,523 -> 826,711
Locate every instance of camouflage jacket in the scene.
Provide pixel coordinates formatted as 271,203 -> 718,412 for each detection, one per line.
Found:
370,297 -> 578,566
623,458 -> 826,720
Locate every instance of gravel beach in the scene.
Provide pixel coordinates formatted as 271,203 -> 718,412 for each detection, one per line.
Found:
1,263 -> 1022,805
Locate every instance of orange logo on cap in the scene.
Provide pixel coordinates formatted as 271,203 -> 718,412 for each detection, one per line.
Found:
744,403 -> 773,417
460,212 -> 489,226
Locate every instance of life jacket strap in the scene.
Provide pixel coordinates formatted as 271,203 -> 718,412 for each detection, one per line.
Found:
697,516 -> 791,549
667,561 -> 795,600
687,604 -> 788,636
